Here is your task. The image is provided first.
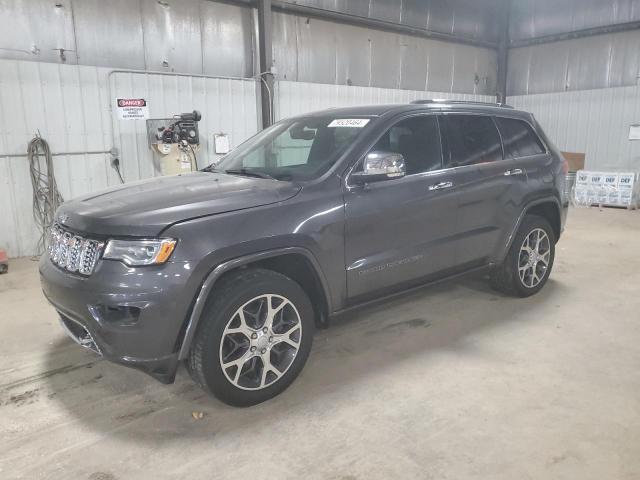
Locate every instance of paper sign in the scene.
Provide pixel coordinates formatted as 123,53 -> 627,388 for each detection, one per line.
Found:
328,119 -> 370,128
214,134 -> 230,154
629,124 -> 640,141
116,98 -> 149,120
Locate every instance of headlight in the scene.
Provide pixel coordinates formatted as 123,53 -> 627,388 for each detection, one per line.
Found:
103,239 -> 176,266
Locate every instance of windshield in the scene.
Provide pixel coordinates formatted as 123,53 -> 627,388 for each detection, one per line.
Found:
210,116 -> 373,181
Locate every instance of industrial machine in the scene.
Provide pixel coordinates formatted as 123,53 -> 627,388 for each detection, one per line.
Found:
147,111 -> 202,176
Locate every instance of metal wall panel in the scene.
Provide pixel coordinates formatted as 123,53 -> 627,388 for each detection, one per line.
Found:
272,13 -> 498,95
274,80 -> 495,119
510,0 -> 640,41
369,30 -> 402,88
370,0 -> 402,24
140,0 -> 203,74
335,0 -> 370,17
0,0 -> 77,64
200,1 -> 255,77
281,0 -> 500,42
272,12 -> 299,81
0,59 -> 260,257
0,0 -> 256,78
296,16 -> 338,84
72,0 -> 146,70
0,60 -> 116,258
508,30 -> 640,95
510,86 -> 640,172
335,25 -> 372,87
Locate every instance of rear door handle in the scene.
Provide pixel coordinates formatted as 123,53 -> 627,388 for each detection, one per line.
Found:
428,181 -> 454,191
504,168 -> 524,176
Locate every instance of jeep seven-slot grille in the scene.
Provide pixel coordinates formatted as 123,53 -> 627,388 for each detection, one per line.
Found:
48,223 -> 103,275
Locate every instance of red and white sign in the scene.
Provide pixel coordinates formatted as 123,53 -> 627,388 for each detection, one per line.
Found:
116,98 -> 149,120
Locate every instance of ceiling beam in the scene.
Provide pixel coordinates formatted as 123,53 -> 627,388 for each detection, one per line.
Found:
510,20 -> 640,48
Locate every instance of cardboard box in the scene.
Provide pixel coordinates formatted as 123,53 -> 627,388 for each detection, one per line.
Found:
561,152 -> 585,172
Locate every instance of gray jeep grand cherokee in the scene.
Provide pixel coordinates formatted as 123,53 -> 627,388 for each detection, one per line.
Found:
40,100 -> 568,406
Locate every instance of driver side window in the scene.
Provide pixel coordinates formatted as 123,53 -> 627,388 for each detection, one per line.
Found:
371,115 -> 443,175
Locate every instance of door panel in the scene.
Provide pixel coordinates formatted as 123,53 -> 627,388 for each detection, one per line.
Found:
453,159 -> 524,266
440,113 -> 521,267
344,113 -> 459,301
344,170 -> 459,300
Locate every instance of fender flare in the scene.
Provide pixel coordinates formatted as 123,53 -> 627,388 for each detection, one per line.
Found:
497,196 -> 562,263
177,247 -> 331,360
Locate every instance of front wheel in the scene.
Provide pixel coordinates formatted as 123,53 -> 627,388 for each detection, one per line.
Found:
490,214 -> 556,297
188,268 -> 314,407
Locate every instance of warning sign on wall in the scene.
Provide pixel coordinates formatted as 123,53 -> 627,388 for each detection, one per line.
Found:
116,98 -> 149,120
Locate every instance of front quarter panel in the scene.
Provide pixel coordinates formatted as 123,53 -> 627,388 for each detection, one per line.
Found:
162,179 -> 347,320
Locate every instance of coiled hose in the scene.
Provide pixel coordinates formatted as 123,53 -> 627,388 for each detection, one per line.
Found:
27,135 -> 63,256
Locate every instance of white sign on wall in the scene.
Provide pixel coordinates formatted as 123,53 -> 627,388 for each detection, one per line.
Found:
629,124 -> 640,141
116,98 -> 149,120
214,133 -> 230,154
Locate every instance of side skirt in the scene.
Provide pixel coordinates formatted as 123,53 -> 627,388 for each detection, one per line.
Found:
331,263 -> 493,319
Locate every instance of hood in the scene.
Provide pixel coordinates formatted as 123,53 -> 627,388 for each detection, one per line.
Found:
56,172 -> 301,236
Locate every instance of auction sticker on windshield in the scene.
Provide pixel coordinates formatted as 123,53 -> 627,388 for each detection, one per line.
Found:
328,119 -> 370,128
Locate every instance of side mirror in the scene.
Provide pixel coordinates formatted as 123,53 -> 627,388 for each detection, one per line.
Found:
351,151 -> 406,184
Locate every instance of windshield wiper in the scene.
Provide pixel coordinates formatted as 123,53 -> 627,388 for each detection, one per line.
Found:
224,168 -> 276,180
201,164 -> 221,173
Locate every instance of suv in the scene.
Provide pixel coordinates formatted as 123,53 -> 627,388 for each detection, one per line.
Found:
40,101 -> 568,406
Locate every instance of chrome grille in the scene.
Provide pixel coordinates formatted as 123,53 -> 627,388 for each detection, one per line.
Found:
48,224 -> 103,276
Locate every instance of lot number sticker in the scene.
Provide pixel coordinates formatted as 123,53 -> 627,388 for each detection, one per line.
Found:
328,119 -> 370,128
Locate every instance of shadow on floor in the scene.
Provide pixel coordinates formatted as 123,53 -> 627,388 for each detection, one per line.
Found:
38,273 -> 568,442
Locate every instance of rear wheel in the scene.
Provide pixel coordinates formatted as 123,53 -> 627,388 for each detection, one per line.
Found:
490,214 -> 556,297
188,268 -> 314,407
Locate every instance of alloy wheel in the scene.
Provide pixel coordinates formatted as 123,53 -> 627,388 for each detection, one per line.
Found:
518,228 -> 551,288
219,294 -> 302,390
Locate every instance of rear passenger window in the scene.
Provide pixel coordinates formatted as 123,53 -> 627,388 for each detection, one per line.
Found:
495,117 -> 545,158
441,115 -> 503,167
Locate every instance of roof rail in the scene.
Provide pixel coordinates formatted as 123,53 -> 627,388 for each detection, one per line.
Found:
410,99 -> 514,109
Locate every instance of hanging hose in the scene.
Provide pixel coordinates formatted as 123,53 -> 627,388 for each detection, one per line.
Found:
27,135 -> 63,256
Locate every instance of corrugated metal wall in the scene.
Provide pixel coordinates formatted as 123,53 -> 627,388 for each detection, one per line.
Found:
507,0 -> 640,95
0,0 -> 499,96
273,13 -> 498,95
275,80 -> 494,119
510,0 -> 640,41
508,30 -> 640,95
282,0 -> 502,43
0,59 -> 259,257
0,0 -> 256,77
510,85 -> 640,172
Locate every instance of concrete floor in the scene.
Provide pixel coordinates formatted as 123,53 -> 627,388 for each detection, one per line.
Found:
1,207 -> 639,480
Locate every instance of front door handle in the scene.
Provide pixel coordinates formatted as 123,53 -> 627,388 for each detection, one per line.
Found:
428,181 -> 454,191
504,168 -> 524,176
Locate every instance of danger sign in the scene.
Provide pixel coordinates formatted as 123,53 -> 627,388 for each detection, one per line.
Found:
116,98 -> 149,120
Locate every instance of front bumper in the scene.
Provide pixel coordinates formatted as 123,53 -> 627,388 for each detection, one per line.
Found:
39,255 -> 197,383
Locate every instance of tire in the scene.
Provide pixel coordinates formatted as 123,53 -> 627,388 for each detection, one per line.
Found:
188,268 -> 314,407
490,214 -> 556,297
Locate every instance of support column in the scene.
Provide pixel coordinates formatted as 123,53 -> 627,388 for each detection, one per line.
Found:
257,0 -> 274,128
496,0 -> 511,104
